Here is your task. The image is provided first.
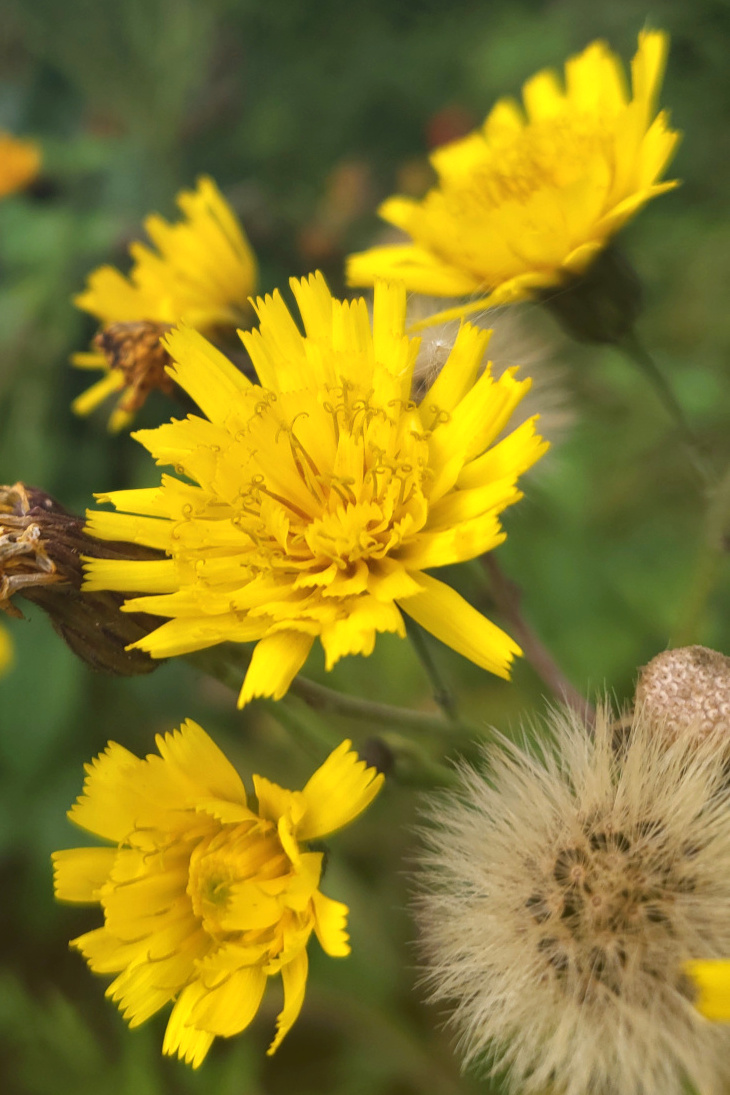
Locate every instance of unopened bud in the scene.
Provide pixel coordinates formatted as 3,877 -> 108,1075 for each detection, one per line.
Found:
0,483 -> 164,675
635,645 -> 730,743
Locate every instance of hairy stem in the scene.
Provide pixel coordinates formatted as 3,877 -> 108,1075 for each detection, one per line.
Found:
481,555 -> 596,724
186,648 -> 476,737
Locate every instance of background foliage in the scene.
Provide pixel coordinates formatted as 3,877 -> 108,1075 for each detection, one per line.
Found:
2,0 -> 730,1092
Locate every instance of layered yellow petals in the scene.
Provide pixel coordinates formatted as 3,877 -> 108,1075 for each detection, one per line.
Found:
0,131 -> 40,198
71,177 -> 257,430
84,273 -> 545,701
347,31 -> 679,318
52,722 -> 383,1065
686,960 -> 730,1022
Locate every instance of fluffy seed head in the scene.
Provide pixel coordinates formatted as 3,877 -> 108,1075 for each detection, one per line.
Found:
409,294 -> 571,446
414,705 -> 730,1095
636,645 -> 730,744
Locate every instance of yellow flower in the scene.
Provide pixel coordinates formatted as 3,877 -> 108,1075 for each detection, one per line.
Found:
685,960 -> 730,1022
52,722 -> 383,1066
0,623 -> 13,674
83,273 -> 547,705
0,131 -> 40,198
347,31 -> 679,325
72,176 -> 258,432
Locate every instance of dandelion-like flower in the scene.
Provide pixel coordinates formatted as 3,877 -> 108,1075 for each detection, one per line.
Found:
347,31 -> 679,324
52,722 -> 383,1066
414,705 -> 730,1095
83,273 -> 547,705
72,176 -> 257,431
0,130 -> 40,198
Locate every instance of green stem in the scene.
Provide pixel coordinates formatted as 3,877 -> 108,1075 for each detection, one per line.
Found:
288,673 -> 472,736
618,330 -> 714,487
406,618 -> 459,722
673,463 -> 730,646
258,697 -> 341,755
186,649 -> 463,788
185,648 -> 477,737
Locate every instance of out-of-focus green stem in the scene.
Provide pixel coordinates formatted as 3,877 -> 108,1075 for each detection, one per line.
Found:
406,618 -> 459,723
618,331 -> 714,487
673,464 -> 730,646
479,556 -> 596,725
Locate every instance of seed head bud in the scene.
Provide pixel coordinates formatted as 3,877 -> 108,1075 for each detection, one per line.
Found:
635,645 -> 730,744
0,482 -> 163,675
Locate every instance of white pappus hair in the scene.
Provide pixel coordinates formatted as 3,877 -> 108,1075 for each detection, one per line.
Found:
414,704 -> 730,1095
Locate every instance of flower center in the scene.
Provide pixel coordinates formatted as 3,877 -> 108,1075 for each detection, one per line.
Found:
230,382 -> 431,574
523,819 -> 701,1004
464,116 -> 610,207
187,821 -> 290,938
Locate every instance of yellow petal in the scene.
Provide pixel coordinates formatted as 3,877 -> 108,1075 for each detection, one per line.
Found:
68,741 -> 145,841
685,960 -> 730,1021
267,948 -> 309,1055
163,983 -> 215,1068
253,775 -> 305,827
71,371 -> 125,417
71,926 -> 146,974
347,244 -> 481,296
154,719 -> 248,808
423,322 -> 490,415
238,631 -> 314,706
163,325 -> 252,423
297,739 -> 384,841
312,890 -> 351,957
191,960 -> 268,1037
399,571 -> 521,678
399,516 -> 507,570
52,847 -> 117,903
81,558 -> 178,594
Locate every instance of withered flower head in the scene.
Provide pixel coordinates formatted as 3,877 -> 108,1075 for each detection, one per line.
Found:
0,483 -> 162,675
93,319 -> 176,415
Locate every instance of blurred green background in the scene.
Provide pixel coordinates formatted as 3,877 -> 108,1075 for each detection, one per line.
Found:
2,0 -> 730,1092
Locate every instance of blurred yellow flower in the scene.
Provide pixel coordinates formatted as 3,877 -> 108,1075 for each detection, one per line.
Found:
685,960 -> 730,1022
72,176 -> 257,432
53,722 -> 383,1066
0,130 -> 40,198
83,273 -> 547,705
0,622 -> 13,674
347,31 -> 679,325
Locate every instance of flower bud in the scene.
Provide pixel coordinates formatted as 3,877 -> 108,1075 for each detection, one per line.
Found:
635,645 -> 730,743
540,246 -> 643,345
